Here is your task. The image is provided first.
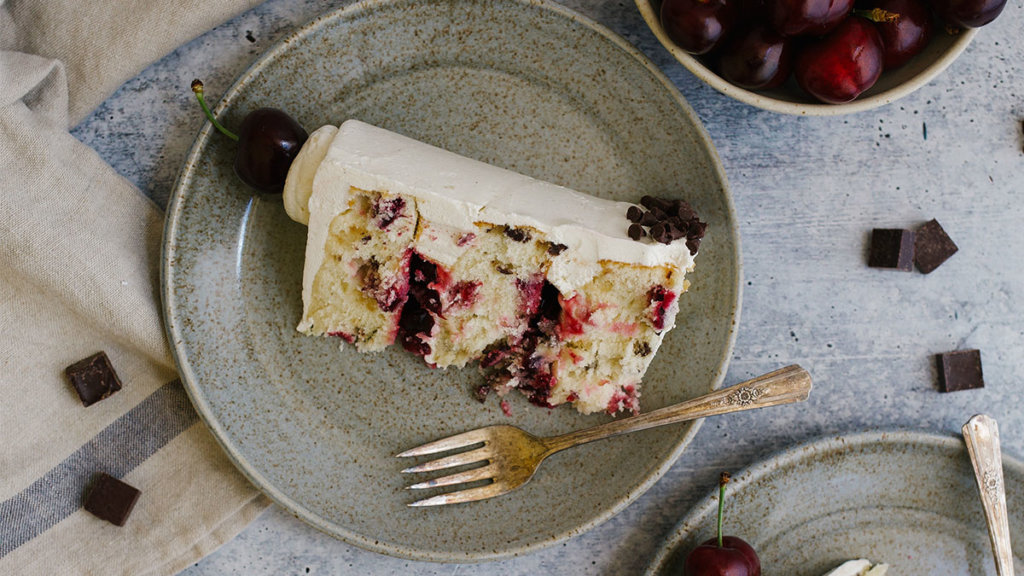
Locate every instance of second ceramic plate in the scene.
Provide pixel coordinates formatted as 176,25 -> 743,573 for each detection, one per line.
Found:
645,431 -> 1024,575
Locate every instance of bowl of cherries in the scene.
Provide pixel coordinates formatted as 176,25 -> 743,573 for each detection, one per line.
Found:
635,0 -> 1007,114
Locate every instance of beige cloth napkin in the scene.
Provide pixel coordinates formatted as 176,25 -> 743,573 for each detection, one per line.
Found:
1,0 -> 271,574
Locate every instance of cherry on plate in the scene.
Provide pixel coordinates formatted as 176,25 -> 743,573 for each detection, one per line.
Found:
233,108 -> 308,193
682,473 -> 761,576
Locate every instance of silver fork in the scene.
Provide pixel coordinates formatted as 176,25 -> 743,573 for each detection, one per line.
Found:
397,364 -> 812,506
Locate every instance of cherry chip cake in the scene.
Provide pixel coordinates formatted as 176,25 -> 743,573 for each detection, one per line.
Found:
282,120 -> 705,415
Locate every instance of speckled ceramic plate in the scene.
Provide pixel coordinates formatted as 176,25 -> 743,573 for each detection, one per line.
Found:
162,0 -> 740,562
645,431 -> 1024,575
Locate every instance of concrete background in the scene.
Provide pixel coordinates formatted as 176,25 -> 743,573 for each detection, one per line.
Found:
72,0 -> 1024,573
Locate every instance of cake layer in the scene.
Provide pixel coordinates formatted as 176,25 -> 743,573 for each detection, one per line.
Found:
283,119 -> 702,414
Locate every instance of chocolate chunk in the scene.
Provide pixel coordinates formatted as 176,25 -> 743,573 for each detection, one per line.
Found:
473,383 -> 492,403
868,228 -> 914,271
639,211 -> 659,227
626,205 -> 644,223
65,351 -> 122,407
676,202 -> 696,221
83,473 -> 141,526
627,223 -> 646,241
936,349 -> 983,392
914,219 -> 958,274
633,340 -> 651,357
493,261 -> 513,275
504,227 -> 530,242
650,222 -> 669,244
547,243 -> 568,256
640,195 -> 673,212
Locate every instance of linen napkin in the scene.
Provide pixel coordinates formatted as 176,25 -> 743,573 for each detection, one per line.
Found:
1,0 -> 272,574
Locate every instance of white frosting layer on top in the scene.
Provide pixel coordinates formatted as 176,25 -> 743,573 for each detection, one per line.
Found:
288,119 -> 696,318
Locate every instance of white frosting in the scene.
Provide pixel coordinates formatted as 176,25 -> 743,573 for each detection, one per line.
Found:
288,119 -> 696,323
282,124 -> 337,225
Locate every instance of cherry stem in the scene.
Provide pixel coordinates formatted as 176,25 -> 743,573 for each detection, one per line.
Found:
716,471 -> 730,548
191,79 -> 239,141
853,8 -> 900,23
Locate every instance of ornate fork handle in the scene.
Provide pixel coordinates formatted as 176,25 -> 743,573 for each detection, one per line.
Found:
542,365 -> 812,454
963,414 -> 1016,576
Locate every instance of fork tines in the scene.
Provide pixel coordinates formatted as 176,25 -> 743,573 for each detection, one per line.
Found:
398,428 -> 497,507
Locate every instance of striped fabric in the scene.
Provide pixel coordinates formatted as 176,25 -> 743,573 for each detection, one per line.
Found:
1,1 -> 270,573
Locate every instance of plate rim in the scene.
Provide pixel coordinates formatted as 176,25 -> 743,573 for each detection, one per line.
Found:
162,0 -> 743,562
642,428 -> 1024,575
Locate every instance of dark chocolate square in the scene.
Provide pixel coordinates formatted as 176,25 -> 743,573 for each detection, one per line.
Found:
868,228 -> 915,271
65,351 -> 122,407
83,473 -> 141,526
914,219 -> 959,274
937,349 -> 984,392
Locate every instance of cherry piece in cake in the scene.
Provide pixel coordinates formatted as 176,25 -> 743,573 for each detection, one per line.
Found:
914,219 -> 959,274
868,228 -> 914,271
936,349 -> 984,393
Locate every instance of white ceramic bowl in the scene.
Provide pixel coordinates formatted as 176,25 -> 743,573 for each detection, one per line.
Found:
635,0 -> 978,116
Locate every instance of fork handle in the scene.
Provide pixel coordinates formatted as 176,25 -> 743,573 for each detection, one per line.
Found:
963,414 -> 1016,576
543,365 -> 812,454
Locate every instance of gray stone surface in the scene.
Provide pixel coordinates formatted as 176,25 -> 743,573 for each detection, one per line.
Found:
72,0 -> 1024,574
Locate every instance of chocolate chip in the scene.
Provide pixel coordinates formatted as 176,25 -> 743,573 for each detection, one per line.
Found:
639,211 -> 659,227
65,352 -> 122,407
626,205 -> 644,223
504,227 -> 531,242
914,219 -> 958,274
473,383 -> 492,403
83,473 -> 141,526
547,243 -> 568,256
868,228 -> 914,271
665,222 -> 685,241
493,261 -> 513,275
650,222 -> 669,244
676,202 -> 696,221
640,195 -> 673,212
628,223 -> 645,241
936,349 -> 983,392
633,340 -> 651,357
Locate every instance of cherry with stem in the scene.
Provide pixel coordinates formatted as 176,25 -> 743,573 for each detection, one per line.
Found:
191,79 -> 308,193
683,472 -> 761,576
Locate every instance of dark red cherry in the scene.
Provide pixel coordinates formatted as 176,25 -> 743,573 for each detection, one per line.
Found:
861,0 -> 934,69
190,80 -> 308,193
683,473 -> 761,576
684,536 -> 761,576
717,24 -> 794,90
769,0 -> 855,36
927,0 -> 1007,28
794,16 -> 884,103
233,108 -> 308,193
660,0 -> 738,55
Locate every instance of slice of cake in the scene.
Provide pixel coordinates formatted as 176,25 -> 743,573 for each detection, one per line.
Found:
282,119 -> 705,415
